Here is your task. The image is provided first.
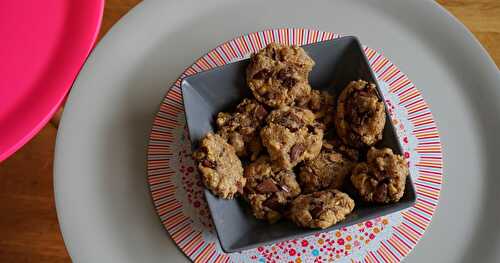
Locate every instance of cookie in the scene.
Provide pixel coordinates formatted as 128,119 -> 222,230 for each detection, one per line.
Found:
288,190 -> 355,229
260,106 -> 324,170
298,141 -> 355,193
192,133 -> 245,199
351,147 -> 409,203
335,80 -> 386,148
244,156 -> 301,223
246,43 -> 314,108
216,98 -> 268,160
306,89 -> 335,128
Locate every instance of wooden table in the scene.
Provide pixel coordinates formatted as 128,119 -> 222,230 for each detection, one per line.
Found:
0,1 -> 498,262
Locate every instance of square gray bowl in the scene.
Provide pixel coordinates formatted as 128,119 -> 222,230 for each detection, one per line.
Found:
181,36 -> 416,253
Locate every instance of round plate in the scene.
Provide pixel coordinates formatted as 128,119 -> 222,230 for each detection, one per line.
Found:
55,1 -> 500,262
0,0 -> 104,161
146,28 -> 442,262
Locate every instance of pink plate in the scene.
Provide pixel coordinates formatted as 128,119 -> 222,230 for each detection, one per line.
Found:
0,0 -> 104,161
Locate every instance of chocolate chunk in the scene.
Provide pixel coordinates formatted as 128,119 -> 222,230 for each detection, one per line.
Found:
254,105 -> 268,120
306,124 -> 315,133
312,191 -> 323,198
277,67 -> 292,80
200,146 -> 209,154
282,77 -> 298,88
271,49 -> 282,61
379,177 -> 391,184
358,110 -> 372,126
279,113 -> 303,131
373,183 -> 388,202
358,90 -> 370,97
201,159 -> 217,169
269,49 -> 286,62
290,143 -> 305,162
310,206 -> 323,218
277,67 -> 298,88
263,197 -> 283,211
253,69 -> 271,80
374,171 -> 390,181
351,108 -> 365,126
256,179 -> 280,193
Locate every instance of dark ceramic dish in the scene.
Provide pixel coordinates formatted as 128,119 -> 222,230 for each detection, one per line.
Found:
181,36 -> 416,253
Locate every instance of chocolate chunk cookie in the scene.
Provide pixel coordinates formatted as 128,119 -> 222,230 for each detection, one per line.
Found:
246,43 -> 314,108
216,98 -> 268,160
335,80 -> 386,148
244,155 -> 301,223
298,141 -> 355,193
260,107 -> 324,170
192,133 -> 245,199
351,147 -> 409,203
306,89 -> 335,127
288,190 -> 355,229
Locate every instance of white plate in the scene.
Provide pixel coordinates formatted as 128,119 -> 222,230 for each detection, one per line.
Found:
54,0 -> 500,262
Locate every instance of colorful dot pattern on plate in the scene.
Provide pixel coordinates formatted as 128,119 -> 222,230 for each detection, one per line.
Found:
147,29 -> 443,263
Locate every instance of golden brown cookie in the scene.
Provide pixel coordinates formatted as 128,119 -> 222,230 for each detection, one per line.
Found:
351,147 -> 409,203
244,155 -> 301,223
192,133 -> 245,199
246,43 -> 314,108
298,141 -> 355,193
260,106 -> 324,170
216,98 -> 268,160
335,80 -> 386,148
288,190 -> 355,229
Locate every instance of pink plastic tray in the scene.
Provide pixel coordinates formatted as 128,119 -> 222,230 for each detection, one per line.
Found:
0,0 -> 104,161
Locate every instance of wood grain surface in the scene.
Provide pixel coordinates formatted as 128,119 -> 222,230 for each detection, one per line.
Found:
0,1 -> 498,262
